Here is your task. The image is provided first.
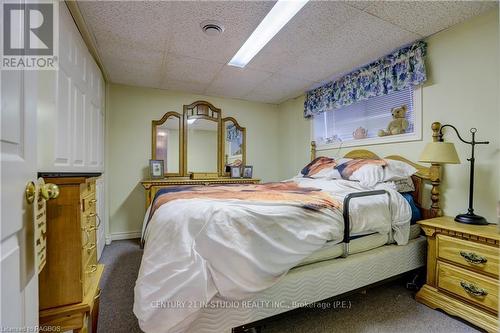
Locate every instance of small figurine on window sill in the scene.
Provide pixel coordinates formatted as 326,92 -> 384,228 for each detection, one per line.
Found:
378,105 -> 409,136
352,127 -> 368,139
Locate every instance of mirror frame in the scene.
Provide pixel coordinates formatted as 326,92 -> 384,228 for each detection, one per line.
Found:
222,117 -> 246,170
151,111 -> 184,177
183,101 -> 222,176
152,101 -> 248,178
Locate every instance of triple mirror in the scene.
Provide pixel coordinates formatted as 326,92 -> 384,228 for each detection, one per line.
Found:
152,101 -> 246,177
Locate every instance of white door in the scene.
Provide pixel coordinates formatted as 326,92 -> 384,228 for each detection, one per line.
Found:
0,49 -> 39,333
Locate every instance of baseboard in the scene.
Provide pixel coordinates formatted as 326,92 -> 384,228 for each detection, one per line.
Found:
108,231 -> 142,242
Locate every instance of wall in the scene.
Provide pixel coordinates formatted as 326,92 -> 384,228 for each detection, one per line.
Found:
107,85 -> 280,236
278,10 -> 499,223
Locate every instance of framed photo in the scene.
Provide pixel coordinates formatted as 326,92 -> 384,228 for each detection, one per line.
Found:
242,165 -> 253,178
149,159 -> 164,179
230,166 -> 241,178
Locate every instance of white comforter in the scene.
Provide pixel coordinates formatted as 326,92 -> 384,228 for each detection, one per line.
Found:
134,178 -> 411,333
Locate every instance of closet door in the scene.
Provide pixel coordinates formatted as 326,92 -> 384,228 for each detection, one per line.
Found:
38,4 -> 105,173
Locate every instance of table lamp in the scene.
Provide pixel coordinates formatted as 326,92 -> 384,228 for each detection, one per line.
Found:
419,123 -> 489,225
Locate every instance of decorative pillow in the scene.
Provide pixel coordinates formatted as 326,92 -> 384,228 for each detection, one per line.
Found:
383,160 -> 418,181
384,177 -> 415,193
336,159 -> 388,187
301,156 -> 338,178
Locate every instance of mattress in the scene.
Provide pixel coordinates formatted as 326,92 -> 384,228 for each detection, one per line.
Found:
186,236 -> 427,333
296,224 -> 421,267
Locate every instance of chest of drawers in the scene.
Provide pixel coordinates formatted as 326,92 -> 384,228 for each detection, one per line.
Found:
39,176 -> 104,333
416,217 -> 499,332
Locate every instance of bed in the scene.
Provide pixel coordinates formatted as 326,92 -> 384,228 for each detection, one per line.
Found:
134,144 -> 441,333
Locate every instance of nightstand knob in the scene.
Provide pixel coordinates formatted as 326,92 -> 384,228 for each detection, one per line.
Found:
459,251 -> 487,265
460,281 -> 488,297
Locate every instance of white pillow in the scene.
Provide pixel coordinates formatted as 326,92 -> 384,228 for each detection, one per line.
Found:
350,164 -> 386,187
302,167 -> 341,179
383,160 -> 417,181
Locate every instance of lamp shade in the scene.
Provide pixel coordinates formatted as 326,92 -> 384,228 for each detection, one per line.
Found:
419,142 -> 461,164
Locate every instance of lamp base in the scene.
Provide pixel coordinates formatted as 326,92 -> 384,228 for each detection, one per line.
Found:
454,213 -> 489,225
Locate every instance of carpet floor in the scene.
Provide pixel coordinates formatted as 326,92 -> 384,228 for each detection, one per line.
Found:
98,239 -> 482,333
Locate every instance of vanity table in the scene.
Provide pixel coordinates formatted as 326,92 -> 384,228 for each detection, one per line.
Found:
142,100 -> 260,207
142,178 -> 261,207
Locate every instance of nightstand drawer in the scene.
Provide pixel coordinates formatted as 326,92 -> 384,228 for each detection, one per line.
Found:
437,262 -> 498,312
438,234 -> 498,277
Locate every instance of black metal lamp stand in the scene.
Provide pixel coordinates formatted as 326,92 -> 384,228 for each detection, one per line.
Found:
439,125 -> 489,225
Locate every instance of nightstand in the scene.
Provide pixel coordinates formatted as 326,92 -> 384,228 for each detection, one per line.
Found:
416,216 -> 499,332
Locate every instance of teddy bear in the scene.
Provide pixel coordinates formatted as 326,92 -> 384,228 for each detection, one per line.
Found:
378,105 -> 409,136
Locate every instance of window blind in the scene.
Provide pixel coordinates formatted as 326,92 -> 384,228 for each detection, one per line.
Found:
313,87 -> 414,144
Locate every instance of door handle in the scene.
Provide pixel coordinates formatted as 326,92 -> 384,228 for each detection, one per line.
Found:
26,181 -> 36,204
39,179 -> 59,200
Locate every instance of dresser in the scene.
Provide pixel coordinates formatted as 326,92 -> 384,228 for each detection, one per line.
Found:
141,177 -> 261,207
39,176 -> 104,333
416,217 -> 499,332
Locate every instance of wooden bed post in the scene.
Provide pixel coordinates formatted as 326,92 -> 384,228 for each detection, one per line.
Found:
429,122 -> 443,217
311,141 -> 316,161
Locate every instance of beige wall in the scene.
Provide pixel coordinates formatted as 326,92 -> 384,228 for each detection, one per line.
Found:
278,10 -> 499,223
107,85 -> 280,235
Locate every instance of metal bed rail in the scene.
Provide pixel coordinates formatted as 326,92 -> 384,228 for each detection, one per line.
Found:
342,190 -> 391,258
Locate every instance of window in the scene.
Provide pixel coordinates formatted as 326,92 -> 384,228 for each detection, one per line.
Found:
312,86 -> 421,149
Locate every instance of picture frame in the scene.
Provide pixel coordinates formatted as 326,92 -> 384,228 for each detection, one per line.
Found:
149,159 -> 164,179
242,165 -> 253,178
230,166 -> 241,178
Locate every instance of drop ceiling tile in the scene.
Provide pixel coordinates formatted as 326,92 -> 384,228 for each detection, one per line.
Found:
167,1 -> 276,63
205,66 -> 272,99
365,1 -> 498,36
105,59 -> 162,89
99,40 -> 164,66
245,74 -> 315,104
163,53 -> 224,85
78,1 -> 173,52
342,0 -> 374,10
248,1 -> 361,73
280,10 -> 420,85
160,79 -> 207,95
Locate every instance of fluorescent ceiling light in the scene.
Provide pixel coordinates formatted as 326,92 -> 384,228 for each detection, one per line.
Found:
228,0 -> 309,68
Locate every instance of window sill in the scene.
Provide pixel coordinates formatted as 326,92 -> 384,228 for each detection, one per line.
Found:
315,132 -> 422,151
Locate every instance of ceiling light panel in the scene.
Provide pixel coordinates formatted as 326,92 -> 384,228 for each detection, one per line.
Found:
228,0 -> 309,68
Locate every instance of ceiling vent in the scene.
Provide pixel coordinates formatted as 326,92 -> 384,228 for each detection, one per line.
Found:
201,20 -> 224,37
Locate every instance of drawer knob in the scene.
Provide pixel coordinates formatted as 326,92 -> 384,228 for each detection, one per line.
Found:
460,281 -> 488,297
459,251 -> 487,265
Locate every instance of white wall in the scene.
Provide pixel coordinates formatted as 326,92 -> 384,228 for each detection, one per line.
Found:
278,10 -> 499,223
107,84 -> 280,236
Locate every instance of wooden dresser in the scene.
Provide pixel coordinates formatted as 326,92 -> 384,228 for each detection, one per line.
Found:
141,177 -> 261,207
39,176 -> 104,333
416,217 -> 499,332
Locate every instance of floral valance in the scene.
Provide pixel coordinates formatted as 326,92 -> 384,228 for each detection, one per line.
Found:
304,41 -> 427,118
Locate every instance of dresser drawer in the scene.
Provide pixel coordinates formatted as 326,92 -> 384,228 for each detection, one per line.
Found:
438,234 -> 498,277
437,261 -> 498,312
81,180 -> 96,199
81,210 -> 97,230
83,249 -> 98,297
81,196 -> 97,216
82,228 -> 97,267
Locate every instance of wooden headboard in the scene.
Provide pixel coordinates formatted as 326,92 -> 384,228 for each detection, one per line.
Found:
310,123 -> 443,219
